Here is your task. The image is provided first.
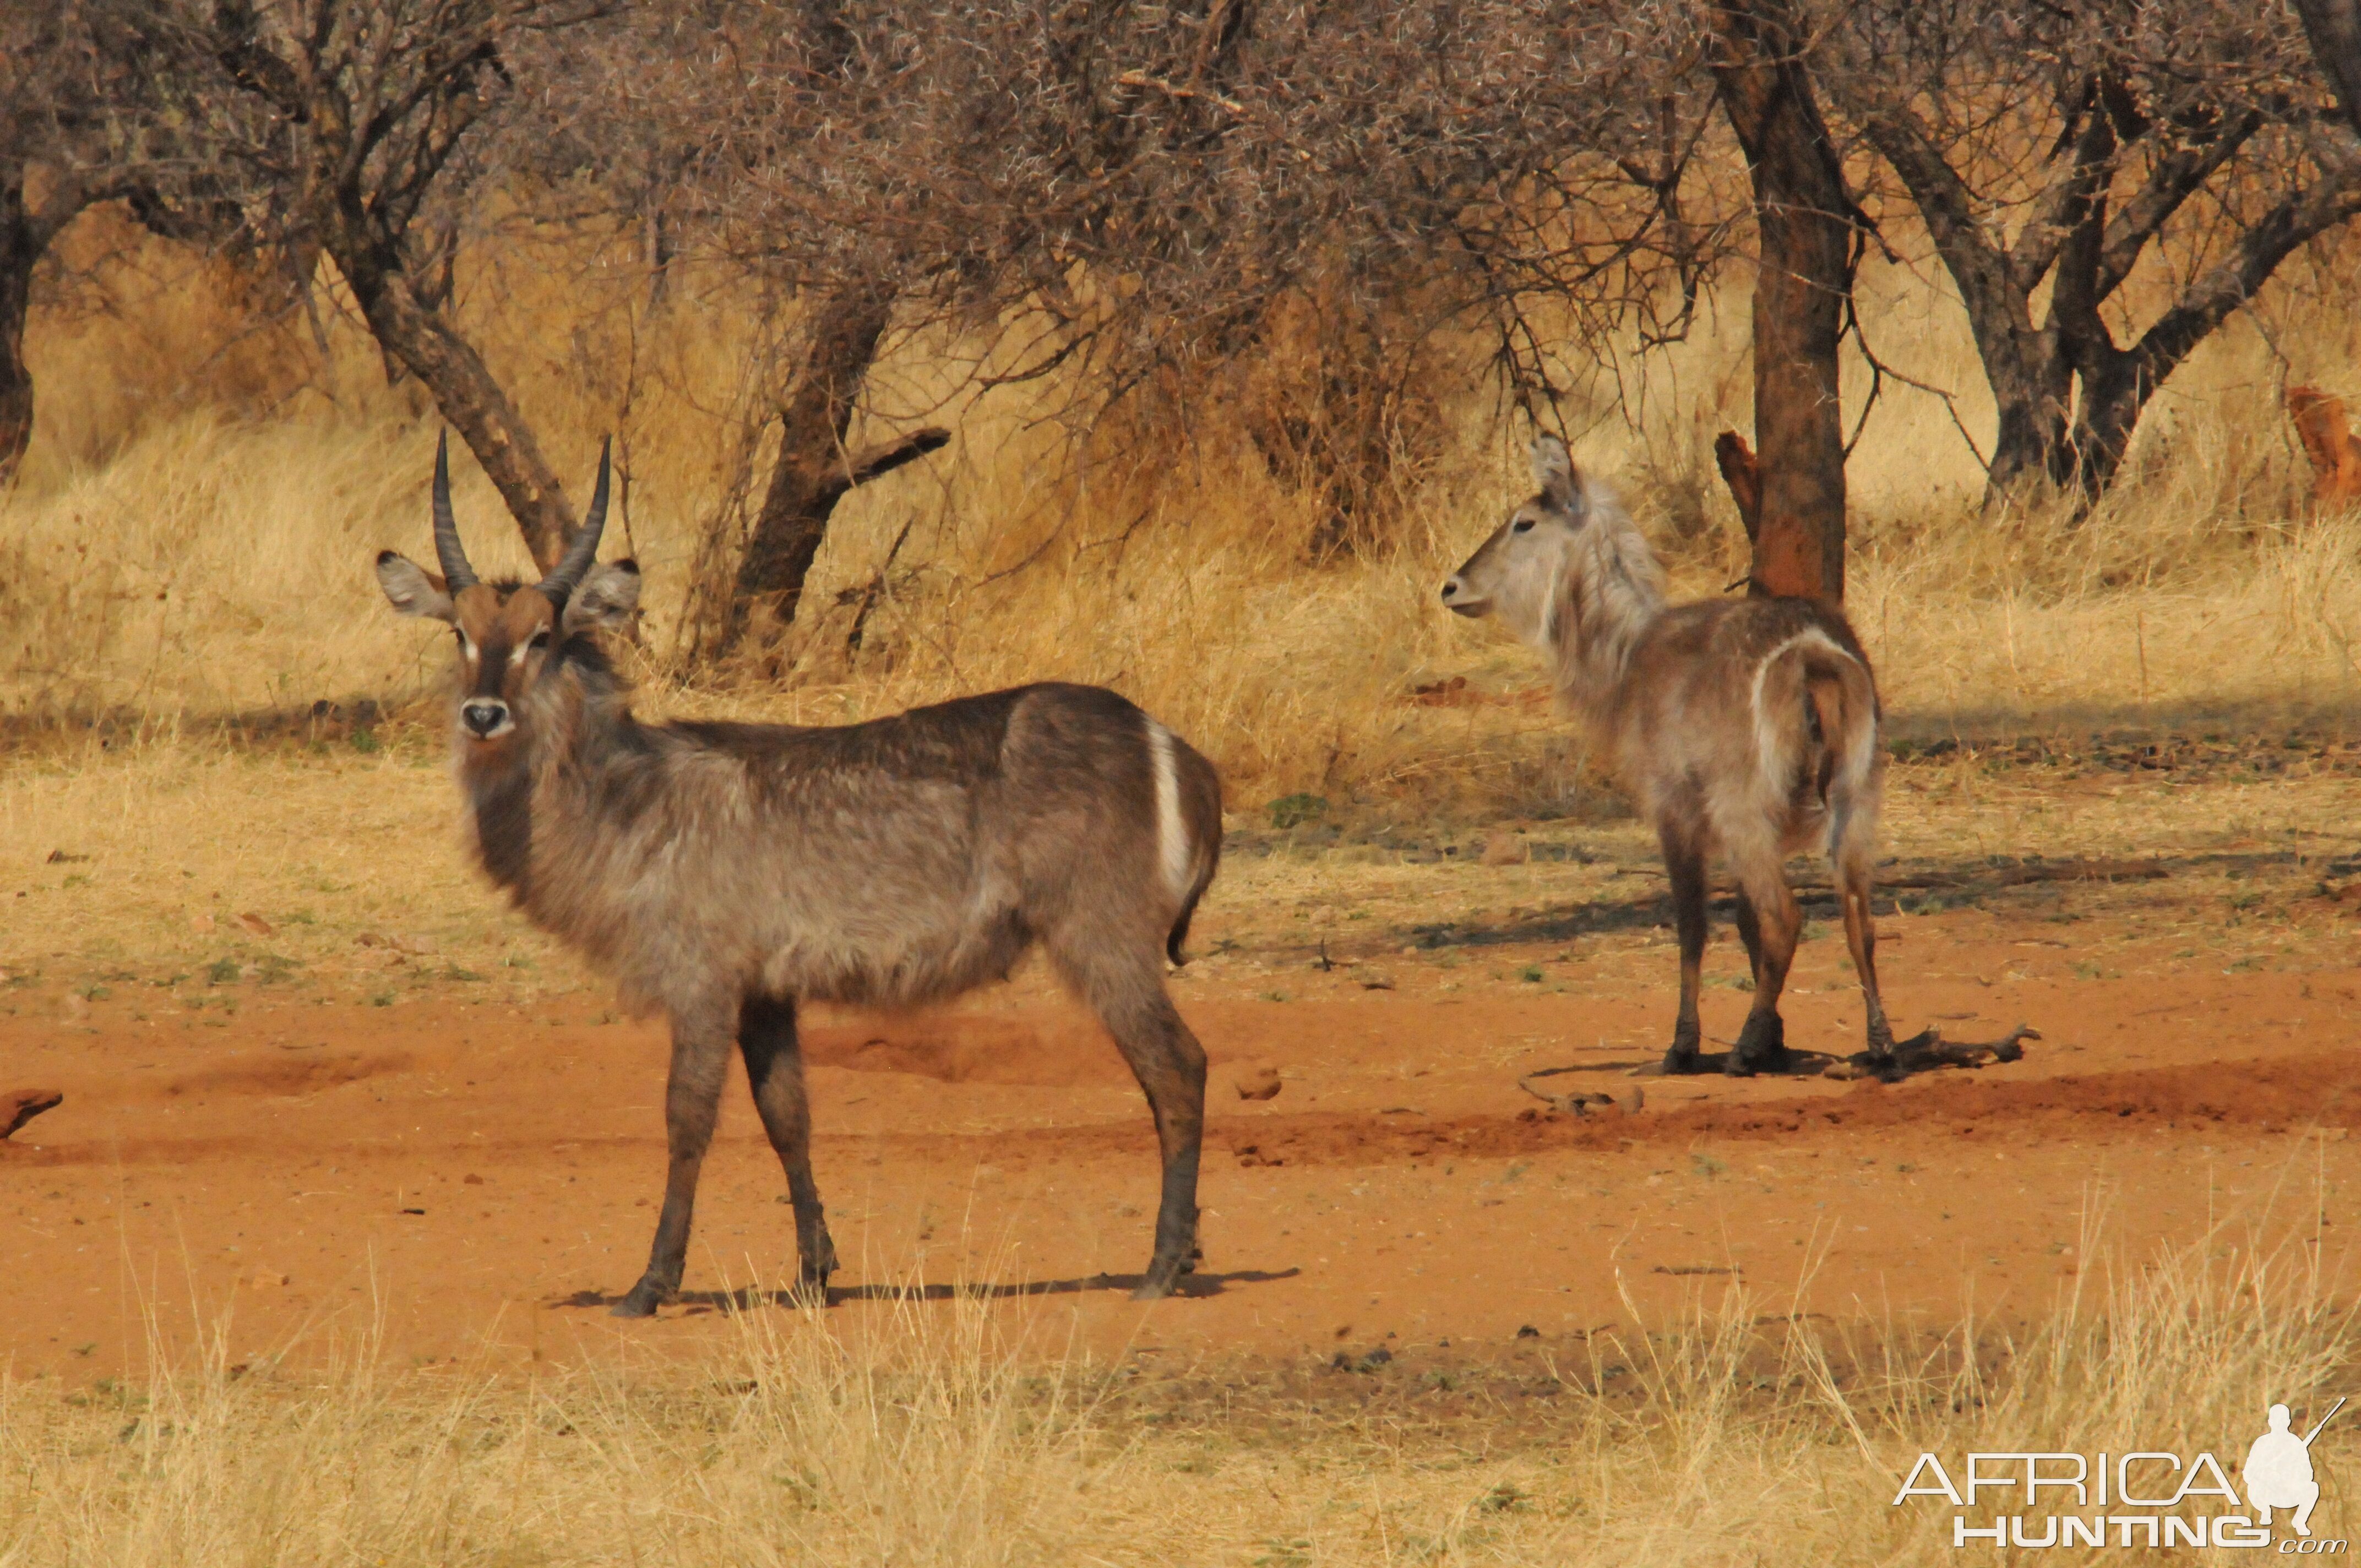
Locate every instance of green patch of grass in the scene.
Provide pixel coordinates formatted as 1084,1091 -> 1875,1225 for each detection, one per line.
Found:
1517,964 -> 1544,983
205,957 -> 242,984
1266,793 -> 1329,830
1690,1153 -> 1727,1179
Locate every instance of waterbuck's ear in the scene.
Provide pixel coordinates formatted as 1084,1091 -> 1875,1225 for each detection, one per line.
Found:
376,551 -> 455,623
561,559 -> 641,636
1530,435 -> 1581,514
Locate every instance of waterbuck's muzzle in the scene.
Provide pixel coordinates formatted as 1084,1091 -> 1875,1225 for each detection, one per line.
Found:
1439,573 -> 1488,617
462,699 -> 512,739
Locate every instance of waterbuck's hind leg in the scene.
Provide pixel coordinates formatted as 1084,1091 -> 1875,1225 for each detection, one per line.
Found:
615,999 -> 735,1318
738,993 -> 839,1304
1726,862 -> 1799,1077
1658,818 -> 1709,1075
1057,939 -> 1207,1299
1837,850 -> 1899,1071
1732,888 -> 1767,990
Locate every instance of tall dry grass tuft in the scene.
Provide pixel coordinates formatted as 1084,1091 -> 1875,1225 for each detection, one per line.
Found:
3,1217 -> 2351,1565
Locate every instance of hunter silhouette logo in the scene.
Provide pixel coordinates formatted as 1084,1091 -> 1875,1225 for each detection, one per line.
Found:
2246,1398 -> 2344,1539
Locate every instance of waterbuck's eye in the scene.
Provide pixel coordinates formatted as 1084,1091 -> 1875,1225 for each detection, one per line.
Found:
1512,518 -> 1536,533
527,629 -> 552,651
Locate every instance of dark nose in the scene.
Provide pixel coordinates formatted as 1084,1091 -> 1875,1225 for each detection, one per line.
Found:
461,700 -> 508,738
1439,577 -> 1461,601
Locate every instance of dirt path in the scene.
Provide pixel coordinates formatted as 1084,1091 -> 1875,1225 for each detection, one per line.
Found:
8,910 -> 2359,1381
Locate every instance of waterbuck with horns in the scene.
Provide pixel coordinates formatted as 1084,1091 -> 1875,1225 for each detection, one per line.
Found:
376,435 -> 1223,1313
1440,437 -> 1899,1078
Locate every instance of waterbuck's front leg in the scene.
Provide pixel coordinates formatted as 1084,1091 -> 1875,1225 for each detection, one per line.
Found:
614,998 -> 735,1318
1658,820 -> 1709,1075
737,993 -> 839,1303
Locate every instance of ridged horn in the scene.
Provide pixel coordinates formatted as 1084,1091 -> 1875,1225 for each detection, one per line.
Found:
538,436 -> 610,597
432,431 -> 479,591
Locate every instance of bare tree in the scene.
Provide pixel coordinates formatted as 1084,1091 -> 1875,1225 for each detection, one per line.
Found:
1708,0 -> 1868,602
1830,0 -> 2361,504
647,1 -> 1717,657
208,0 -> 610,568
0,2 -> 229,481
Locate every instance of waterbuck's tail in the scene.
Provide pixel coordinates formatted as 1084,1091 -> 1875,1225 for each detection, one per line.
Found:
1751,625 -> 1883,862
1146,718 -> 1225,965
1797,636 -> 1882,866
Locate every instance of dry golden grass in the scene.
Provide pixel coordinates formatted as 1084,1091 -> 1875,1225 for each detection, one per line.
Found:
1,1216 -> 2350,1566
9,221 -> 2361,820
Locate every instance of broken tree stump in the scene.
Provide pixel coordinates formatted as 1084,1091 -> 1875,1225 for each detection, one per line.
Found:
1714,429 -> 1763,545
2288,386 -> 2361,507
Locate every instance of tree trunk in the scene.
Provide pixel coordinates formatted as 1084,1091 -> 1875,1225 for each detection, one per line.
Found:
0,178 -> 39,484
1710,0 -> 1859,604
2298,0 -> 2361,139
717,283 -> 938,661
328,232 -> 579,570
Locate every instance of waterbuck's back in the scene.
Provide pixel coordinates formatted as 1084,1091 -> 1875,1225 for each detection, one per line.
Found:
530,682 -> 1218,1013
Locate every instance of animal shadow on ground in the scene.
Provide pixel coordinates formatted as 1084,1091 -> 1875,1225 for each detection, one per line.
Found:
551,1267 -> 1302,1314
1568,1024 -> 2034,1085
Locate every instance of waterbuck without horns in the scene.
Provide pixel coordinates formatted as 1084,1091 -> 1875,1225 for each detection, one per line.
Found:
376,435 -> 1224,1313
1440,436 -> 1899,1079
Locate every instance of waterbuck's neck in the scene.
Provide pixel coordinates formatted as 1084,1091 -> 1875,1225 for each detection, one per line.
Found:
1541,492 -> 1667,723
453,643 -> 640,901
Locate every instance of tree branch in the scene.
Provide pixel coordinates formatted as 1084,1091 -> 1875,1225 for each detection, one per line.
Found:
825,427 -> 950,502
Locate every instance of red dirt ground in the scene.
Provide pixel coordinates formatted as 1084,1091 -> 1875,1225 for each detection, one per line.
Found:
6,921 -> 2359,1379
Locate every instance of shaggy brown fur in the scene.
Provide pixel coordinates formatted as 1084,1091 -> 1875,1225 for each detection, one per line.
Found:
1441,437 -> 1898,1077
378,437 -> 1223,1313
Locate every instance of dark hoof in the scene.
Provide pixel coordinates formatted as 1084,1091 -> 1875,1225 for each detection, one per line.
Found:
1660,1047 -> 1705,1076
785,1274 -> 833,1309
610,1283 -> 665,1319
799,1237 -> 841,1287
1131,1256 -> 1188,1300
1726,1014 -> 1787,1077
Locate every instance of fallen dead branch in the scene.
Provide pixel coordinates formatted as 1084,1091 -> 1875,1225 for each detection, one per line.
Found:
1823,1023 -> 2039,1081
1516,1068 -> 1644,1115
2,1088 -> 62,1140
